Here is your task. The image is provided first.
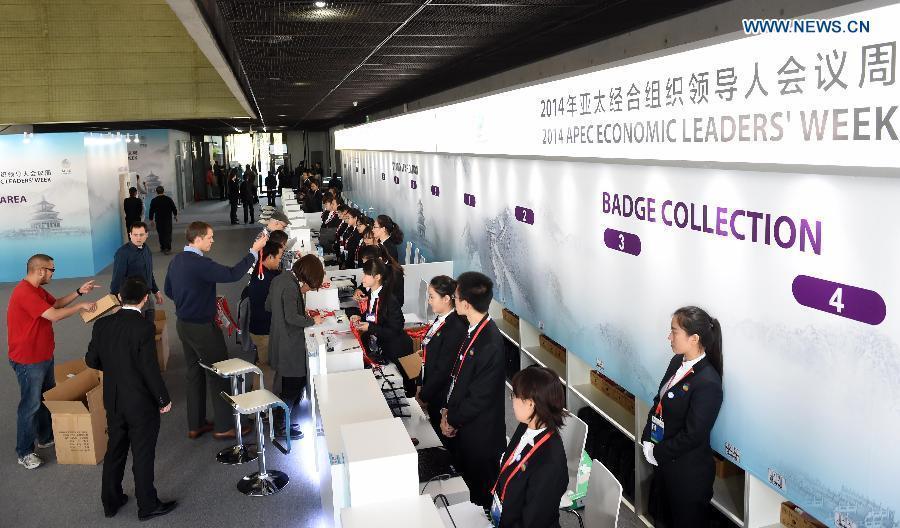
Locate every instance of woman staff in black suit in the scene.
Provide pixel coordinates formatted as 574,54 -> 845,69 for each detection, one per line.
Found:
641,306 -> 724,528
415,275 -> 467,442
374,214 -> 403,262
349,258 -> 415,393
491,366 -> 569,528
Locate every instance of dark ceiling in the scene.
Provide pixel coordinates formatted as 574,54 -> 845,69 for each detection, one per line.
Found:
39,0 -> 725,134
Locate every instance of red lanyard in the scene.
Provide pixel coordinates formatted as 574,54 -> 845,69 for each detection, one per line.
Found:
421,317 -> 446,363
654,368 -> 694,416
491,431 -> 554,502
452,316 -> 490,380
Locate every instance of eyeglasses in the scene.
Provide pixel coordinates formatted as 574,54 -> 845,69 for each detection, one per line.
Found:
42,267 -> 56,273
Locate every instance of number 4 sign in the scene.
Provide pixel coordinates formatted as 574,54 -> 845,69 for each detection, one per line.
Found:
792,275 -> 886,325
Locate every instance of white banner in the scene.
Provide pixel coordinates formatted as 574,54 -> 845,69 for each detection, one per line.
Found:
336,1 -> 900,168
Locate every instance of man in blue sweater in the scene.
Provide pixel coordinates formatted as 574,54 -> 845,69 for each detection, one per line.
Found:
111,222 -> 162,321
165,221 -> 268,439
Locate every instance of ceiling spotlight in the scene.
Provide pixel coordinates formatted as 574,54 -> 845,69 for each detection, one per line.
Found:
353,101 -> 358,107
234,128 -> 242,133
133,134 -> 140,143
314,1 -> 327,7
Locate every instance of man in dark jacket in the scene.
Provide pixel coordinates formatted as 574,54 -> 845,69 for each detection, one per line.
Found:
227,171 -> 240,225
123,186 -> 143,233
213,161 -> 225,200
164,222 -> 268,439
240,175 -> 256,224
264,172 -> 277,207
148,186 -> 177,255
86,277 -> 176,521
440,272 -> 506,509
111,222 -> 163,320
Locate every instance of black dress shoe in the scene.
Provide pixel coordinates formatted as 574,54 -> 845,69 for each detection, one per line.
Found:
138,500 -> 177,521
104,494 -> 128,518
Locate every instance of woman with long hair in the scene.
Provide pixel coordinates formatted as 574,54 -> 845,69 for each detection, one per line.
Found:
641,306 -> 724,528
374,214 -> 403,262
416,275 -> 467,441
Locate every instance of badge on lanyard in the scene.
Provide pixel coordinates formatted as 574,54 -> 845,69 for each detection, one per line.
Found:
650,415 -> 665,443
490,493 -> 502,527
365,313 -> 376,323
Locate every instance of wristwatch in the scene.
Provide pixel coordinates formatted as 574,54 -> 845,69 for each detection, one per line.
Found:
76,287 -> 83,296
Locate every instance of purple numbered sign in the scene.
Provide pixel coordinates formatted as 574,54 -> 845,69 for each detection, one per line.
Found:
430,185 -> 440,197
603,228 -> 641,256
792,275 -> 886,325
514,206 -> 534,225
410,180 -> 418,189
393,176 -> 400,184
463,193 -> 476,207
381,172 -> 386,181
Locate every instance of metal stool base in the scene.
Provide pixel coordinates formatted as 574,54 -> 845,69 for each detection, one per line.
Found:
217,443 -> 258,465
237,470 -> 289,496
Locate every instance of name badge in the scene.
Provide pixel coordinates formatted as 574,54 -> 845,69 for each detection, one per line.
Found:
490,493 -> 502,527
365,313 -> 376,323
650,415 -> 665,444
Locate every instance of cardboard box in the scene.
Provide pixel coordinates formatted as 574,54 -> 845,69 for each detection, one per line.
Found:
81,294 -> 120,323
781,501 -> 827,528
501,308 -> 519,326
590,370 -> 635,415
539,334 -> 567,365
154,310 -> 170,371
713,453 -> 742,478
43,359 -> 107,464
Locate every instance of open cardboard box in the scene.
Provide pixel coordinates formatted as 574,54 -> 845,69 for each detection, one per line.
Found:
154,310 -> 170,371
43,358 -> 107,464
81,294 -> 120,323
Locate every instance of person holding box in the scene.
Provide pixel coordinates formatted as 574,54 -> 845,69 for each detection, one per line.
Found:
7,254 -> 98,469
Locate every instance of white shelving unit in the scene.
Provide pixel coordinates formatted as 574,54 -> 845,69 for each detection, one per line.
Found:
488,297 -> 797,528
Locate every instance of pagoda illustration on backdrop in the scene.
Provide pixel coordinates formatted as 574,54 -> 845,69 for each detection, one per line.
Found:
0,195 -> 89,238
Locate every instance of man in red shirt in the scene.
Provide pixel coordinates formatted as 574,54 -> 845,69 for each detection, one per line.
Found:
7,254 -> 99,469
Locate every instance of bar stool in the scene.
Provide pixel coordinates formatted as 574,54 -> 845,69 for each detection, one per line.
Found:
201,358 -> 263,465
220,389 -> 292,496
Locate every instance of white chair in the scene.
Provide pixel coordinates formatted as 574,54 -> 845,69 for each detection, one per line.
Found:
562,458 -> 623,528
559,413 -> 588,498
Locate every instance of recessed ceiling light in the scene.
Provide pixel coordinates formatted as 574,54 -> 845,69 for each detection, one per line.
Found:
353,101 -> 358,107
292,81 -> 310,86
277,114 -> 287,117
232,116 -> 251,119
314,1 -> 327,7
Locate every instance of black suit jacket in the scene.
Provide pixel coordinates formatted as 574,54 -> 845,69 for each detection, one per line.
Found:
419,311 -> 467,406
381,240 -> 400,263
362,289 -> 413,360
445,318 -> 506,456
148,195 -> 177,229
497,424 -> 568,528
85,310 -> 170,415
123,196 -> 143,220
640,355 -> 723,468
228,178 -> 240,202
343,231 -> 362,269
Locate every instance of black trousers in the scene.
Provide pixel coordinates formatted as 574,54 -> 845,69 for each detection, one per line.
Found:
279,375 -> 306,428
267,190 -> 276,206
175,320 -> 234,433
243,201 -> 255,223
229,200 -> 238,222
454,430 -> 502,509
102,408 -> 160,515
650,454 -> 715,528
156,226 -> 172,252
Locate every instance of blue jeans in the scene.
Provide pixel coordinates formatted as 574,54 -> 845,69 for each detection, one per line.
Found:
10,359 -> 55,458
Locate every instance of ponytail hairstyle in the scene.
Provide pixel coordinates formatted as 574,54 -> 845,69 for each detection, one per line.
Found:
429,275 -> 457,307
376,214 -> 403,244
362,257 -> 390,289
672,306 -> 723,378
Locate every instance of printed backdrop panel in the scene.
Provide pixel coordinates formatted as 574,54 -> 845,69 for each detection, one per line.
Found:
345,148 -> 899,527
0,133 -> 93,281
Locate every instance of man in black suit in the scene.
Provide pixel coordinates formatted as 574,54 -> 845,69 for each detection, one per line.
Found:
227,171 -> 240,224
123,186 -> 143,234
148,186 -> 178,255
440,272 -> 507,508
85,277 -> 177,521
